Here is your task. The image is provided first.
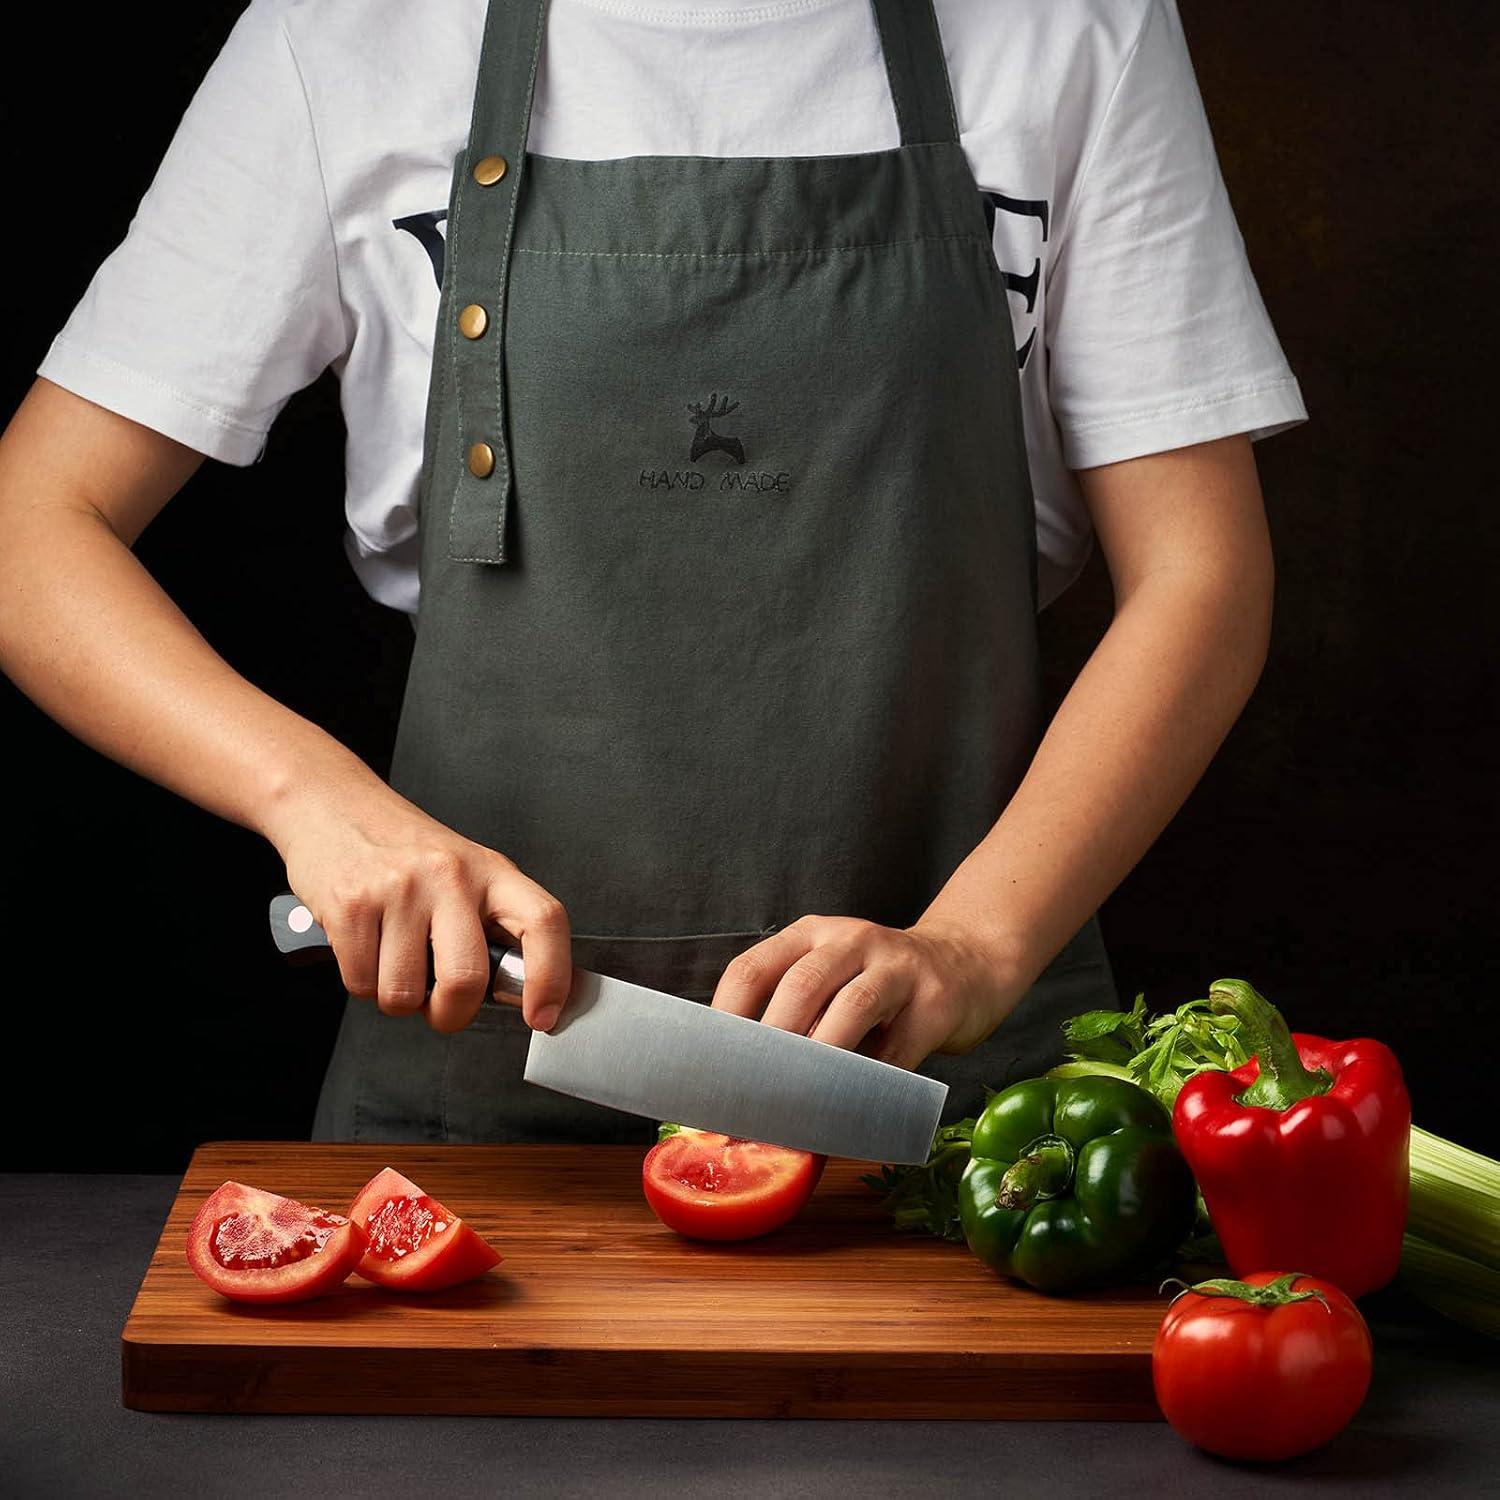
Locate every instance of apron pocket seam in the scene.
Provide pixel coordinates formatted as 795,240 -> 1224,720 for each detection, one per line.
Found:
512,231 -> 989,262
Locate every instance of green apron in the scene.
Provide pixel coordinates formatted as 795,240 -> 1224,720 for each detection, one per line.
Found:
312,0 -> 1117,1146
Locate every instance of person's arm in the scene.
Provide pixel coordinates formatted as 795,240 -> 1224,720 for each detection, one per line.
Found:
709,432 -> 1273,1067
0,378 -> 572,1031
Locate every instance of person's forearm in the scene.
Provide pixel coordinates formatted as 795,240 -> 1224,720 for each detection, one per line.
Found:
0,381 -> 574,1032
0,497 -> 382,847
918,562 -> 1272,985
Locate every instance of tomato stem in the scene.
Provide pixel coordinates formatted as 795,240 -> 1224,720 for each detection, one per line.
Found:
1162,1272 -> 1333,1313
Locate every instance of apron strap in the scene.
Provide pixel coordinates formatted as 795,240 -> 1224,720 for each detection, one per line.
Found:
869,0 -> 961,147
444,0 -> 550,564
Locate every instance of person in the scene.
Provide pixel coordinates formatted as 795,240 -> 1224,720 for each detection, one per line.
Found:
0,0 -> 1302,1144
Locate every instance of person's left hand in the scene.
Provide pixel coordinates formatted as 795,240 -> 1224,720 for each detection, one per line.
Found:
709,915 -> 1030,1070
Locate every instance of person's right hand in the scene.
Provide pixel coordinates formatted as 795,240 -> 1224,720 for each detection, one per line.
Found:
268,775 -> 572,1035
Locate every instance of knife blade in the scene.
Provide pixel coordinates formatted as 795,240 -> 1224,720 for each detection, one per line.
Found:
268,893 -> 946,1164
522,967 -> 947,1164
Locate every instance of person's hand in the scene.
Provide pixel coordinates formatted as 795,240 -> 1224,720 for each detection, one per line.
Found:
270,774 -> 571,1035
708,915 -> 1031,1070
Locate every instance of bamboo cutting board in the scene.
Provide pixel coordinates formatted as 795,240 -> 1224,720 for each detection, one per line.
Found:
122,1141 -> 1169,1418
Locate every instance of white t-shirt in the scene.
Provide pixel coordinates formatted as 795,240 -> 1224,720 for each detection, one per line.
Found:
37,0 -> 1305,614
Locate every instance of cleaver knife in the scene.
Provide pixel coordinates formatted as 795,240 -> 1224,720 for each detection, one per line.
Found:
269,893 -> 946,1164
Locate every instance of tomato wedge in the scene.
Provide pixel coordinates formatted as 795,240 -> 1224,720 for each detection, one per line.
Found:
348,1167 -> 502,1292
185,1180 -> 367,1304
642,1127 -> 825,1241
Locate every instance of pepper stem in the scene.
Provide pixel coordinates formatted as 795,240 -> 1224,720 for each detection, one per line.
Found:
995,1135 -> 1076,1211
1207,979 -> 1333,1111
1161,1272 -> 1332,1314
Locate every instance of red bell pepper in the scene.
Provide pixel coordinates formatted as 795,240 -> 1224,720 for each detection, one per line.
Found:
1173,980 -> 1410,1298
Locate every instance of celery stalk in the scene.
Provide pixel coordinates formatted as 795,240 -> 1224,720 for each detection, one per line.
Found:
1407,1126 -> 1500,1272
1400,1233 -> 1500,1339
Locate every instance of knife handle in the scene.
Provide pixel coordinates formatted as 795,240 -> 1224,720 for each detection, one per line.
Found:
267,892 -> 525,1001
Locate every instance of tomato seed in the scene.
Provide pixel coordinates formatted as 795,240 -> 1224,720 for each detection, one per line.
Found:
210,1210 -> 344,1270
364,1194 -> 452,1262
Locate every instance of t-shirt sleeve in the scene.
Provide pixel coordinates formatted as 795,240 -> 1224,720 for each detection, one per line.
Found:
1045,0 -> 1307,471
35,0 -> 347,464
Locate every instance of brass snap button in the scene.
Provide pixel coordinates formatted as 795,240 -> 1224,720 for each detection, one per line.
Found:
458,303 -> 489,339
472,154 -> 508,186
467,442 -> 496,479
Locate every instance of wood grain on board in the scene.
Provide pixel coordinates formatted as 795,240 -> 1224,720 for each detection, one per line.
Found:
122,1142 -> 1169,1418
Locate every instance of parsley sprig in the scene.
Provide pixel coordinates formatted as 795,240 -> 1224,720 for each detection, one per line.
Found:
860,1118 -> 978,1243
1056,993 -> 1251,1109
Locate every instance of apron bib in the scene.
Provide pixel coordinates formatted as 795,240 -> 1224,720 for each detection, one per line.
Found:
313,0 -> 1117,1145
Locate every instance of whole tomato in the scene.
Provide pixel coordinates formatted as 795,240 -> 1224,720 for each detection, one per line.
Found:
1153,1271 -> 1373,1461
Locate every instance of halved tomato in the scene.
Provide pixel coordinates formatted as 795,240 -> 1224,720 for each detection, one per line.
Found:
185,1180 -> 367,1304
348,1167 -> 502,1292
642,1126 -> 826,1241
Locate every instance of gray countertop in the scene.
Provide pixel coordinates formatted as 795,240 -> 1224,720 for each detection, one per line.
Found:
2,1172 -> 1497,1498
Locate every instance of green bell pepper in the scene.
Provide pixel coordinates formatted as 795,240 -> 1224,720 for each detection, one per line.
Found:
958,1074 -> 1195,1293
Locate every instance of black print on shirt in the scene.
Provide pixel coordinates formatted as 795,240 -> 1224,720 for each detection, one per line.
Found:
983,191 -> 1050,243
393,209 -> 450,284
982,191 -> 1051,371
686,393 -> 746,465
1005,259 -> 1041,315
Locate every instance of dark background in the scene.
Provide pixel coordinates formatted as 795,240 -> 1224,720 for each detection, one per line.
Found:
1,2 -> 1494,1170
